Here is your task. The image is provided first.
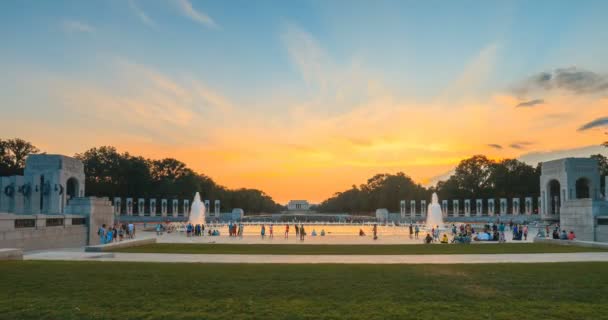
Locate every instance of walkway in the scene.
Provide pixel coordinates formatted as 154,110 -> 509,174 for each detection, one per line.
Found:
24,251 -> 608,264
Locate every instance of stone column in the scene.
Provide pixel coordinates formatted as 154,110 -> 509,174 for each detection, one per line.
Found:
172,199 -> 178,217
0,177 -> 8,212
126,198 -> 133,216
512,198 -> 520,215
214,200 -> 221,217
400,200 -> 406,219
150,198 -> 157,217
161,199 -> 167,217
476,199 -> 483,217
183,200 -> 190,217
464,199 -> 470,217
12,176 -> 25,214
499,198 -> 507,216
138,198 -> 145,216
420,200 -> 426,217
452,200 -> 459,217
410,200 -> 416,219
441,200 -> 448,218
605,176 -> 608,200
488,199 -> 495,216
113,197 -> 121,216
204,200 -> 210,214
525,197 -> 532,215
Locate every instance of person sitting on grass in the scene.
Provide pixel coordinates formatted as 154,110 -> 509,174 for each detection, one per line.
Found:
424,233 -> 433,244
320,229 -> 326,236
311,229 -> 317,236
440,234 -> 449,244
568,230 -> 576,240
359,229 -> 366,236
560,230 -> 568,240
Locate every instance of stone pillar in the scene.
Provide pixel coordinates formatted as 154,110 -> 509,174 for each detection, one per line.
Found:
525,197 -> 532,215
161,199 -> 168,217
172,199 -> 179,217
499,198 -> 507,216
537,196 -> 542,215
605,176 -> 608,200
138,198 -> 145,216
113,197 -> 121,216
204,200 -> 210,214
0,177 -> 8,212
150,198 -> 156,217
400,200 -> 406,219
476,199 -> 483,217
126,198 -> 133,216
214,200 -> 220,217
452,200 -> 459,217
488,199 -> 495,216
410,200 -> 416,218
512,198 -> 520,215
64,197 -> 114,245
441,200 -> 448,218
12,176 -> 25,214
183,200 -> 190,217
464,199 -> 471,217
23,176 -> 39,214
420,200 -> 426,217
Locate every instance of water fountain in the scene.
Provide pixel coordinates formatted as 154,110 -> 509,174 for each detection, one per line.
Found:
426,192 -> 444,228
188,192 -> 206,225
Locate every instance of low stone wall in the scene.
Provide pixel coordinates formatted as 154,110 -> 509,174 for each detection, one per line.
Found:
85,238 -> 156,252
534,237 -> 608,249
0,214 -> 88,251
0,248 -> 23,260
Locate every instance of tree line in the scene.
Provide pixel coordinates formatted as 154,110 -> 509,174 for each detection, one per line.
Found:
1,137 -> 607,214
0,139 -> 284,213
315,154 -> 608,213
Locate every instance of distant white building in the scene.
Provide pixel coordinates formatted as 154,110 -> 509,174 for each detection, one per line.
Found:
287,200 -> 310,211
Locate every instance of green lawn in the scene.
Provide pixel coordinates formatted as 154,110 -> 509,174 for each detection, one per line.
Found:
1,261 -> 608,319
111,243 -> 608,255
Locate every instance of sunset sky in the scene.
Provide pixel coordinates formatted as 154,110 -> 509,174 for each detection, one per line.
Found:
1,0 -> 608,203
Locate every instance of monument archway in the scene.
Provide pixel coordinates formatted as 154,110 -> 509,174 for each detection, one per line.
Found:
548,179 -> 561,215
66,177 -> 79,202
575,177 -> 591,199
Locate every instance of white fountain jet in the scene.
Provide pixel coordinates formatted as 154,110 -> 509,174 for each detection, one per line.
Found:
188,192 -> 206,225
426,192 -> 444,229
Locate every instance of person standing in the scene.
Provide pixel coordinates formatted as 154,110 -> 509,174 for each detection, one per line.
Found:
523,225 -> 529,240
261,224 -> 266,239
295,224 -> 299,238
106,227 -> 113,244
285,224 -> 290,239
300,224 -> 305,241
373,224 -> 378,240
409,224 -> 413,239
98,224 -> 106,244
414,225 -> 419,239
269,224 -> 274,239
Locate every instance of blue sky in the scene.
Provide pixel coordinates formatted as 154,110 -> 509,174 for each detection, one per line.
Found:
1,0 -> 607,202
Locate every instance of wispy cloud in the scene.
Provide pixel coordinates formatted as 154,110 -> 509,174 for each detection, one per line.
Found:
175,0 -> 217,28
578,117 -> 608,131
129,0 -> 155,27
515,67 -> 608,97
62,20 -> 94,33
515,98 -> 544,108
487,144 -> 502,149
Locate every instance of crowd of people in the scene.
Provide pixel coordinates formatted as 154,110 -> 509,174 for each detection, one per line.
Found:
97,219 -> 578,246
97,223 -> 135,244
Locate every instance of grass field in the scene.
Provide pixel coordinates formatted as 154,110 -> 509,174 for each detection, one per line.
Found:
111,242 -> 608,255
1,261 -> 607,320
